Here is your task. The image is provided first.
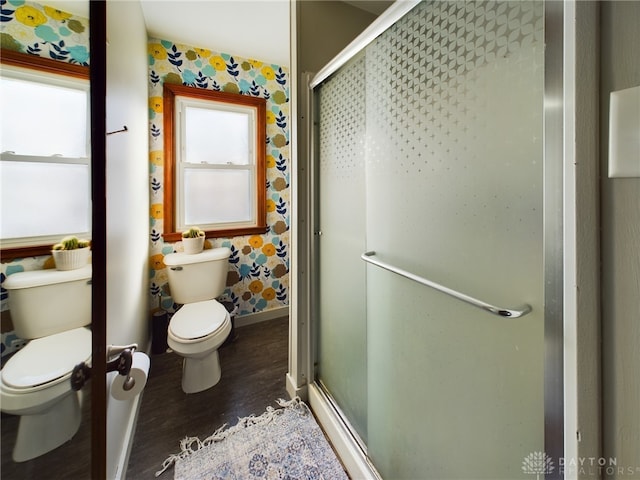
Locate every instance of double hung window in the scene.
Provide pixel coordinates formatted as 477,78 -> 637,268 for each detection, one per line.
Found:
1,52 -> 91,257
163,84 -> 267,241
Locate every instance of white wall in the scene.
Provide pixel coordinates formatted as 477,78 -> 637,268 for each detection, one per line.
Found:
104,1 -> 150,478
600,2 -> 640,476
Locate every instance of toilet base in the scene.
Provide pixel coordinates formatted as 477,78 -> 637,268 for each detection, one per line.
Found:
181,349 -> 222,394
12,391 -> 82,462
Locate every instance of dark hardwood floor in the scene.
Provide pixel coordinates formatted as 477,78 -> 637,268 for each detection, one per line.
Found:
0,381 -> 92,479
126,315 -> 289,478
1,316 -> 289,479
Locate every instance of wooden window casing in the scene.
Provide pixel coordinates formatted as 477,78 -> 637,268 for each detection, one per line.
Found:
0,49 -> 90,262
162,83 -> 268,242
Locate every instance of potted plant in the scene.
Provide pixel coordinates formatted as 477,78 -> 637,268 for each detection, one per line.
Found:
52,236 -> 91,271
181,227 -> 205,254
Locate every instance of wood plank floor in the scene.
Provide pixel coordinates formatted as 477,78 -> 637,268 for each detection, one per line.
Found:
126,315 -> 289,478
1,316 -> 289,479
1,373 -> 92,479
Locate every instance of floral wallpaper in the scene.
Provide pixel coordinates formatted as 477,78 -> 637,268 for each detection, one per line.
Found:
0,0 -> 89,64
0,0 -> 89,356
147,38 -> 290,317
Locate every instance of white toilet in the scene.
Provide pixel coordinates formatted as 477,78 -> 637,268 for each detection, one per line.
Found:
1,265 -> 92,462
164,247 -> 232,394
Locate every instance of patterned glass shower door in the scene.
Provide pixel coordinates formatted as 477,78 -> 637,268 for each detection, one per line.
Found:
316,1 -> 545,478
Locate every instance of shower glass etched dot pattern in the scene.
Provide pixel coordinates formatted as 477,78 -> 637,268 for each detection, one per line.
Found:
315,1 -> 544,478
317,52 -> 368,442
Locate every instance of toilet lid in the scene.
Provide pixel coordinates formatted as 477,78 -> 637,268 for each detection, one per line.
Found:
169,300 -> 228,340
1,328 -> 92,389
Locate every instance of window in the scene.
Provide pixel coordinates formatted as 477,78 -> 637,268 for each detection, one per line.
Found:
163,84 -> 267,241
0,50 -> 91,259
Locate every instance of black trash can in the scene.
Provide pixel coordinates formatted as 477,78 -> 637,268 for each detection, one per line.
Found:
220,300 -> 238,347
151,310 -> 169,354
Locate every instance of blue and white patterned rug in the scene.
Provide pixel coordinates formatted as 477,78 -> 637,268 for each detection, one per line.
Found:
156,397 -> 348,479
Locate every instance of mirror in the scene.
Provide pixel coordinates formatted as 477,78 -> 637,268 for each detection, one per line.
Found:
4,0 -> 291,477
0,2 -> 92,477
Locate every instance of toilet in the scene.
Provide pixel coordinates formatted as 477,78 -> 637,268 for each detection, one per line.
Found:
1,265 -> 92,462
164,247 -> 232,394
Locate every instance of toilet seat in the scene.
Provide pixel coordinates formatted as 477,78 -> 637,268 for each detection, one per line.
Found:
169,300 -> 229,342
1,327 -> 91,392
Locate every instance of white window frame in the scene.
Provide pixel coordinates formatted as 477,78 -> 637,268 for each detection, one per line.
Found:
0,64 -> 91,249
175,96 -> 258,232
162,82 -> 267,242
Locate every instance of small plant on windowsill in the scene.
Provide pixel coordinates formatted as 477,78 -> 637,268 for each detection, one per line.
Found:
52,236 -> 91,271
181,227 -> 205,254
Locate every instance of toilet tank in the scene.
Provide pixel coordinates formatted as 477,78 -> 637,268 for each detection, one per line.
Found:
3,265 -> 92,340
164,247 -> 231,304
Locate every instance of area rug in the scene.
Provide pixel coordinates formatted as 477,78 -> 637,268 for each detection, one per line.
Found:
155,397 -> 349,479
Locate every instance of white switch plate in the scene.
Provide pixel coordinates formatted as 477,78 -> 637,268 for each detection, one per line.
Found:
609,85 -> 640,178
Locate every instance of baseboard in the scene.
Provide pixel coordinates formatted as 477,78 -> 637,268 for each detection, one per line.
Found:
234,305 -> 289,328
286,372 -> 308,401
308,383 -> 381,480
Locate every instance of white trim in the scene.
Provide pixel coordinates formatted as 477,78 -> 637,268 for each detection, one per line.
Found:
115,392 -> 143,480
234,305 -> 289,328
308,383 -> 380,480
286,372 -> 307,401
0,66 -> 92,247
563,1 -> 601,473
310,0 -> 421,88
288,0 -> 301,397
174,97 -> 258,233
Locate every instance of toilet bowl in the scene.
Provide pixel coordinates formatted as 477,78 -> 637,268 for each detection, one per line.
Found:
167,300 -> 231,393
1,265 -> 92,462
0,327 -> 91,462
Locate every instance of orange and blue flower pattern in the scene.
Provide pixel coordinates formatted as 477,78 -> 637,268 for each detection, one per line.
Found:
147,38 -> 290,316
0,3 -> 289,357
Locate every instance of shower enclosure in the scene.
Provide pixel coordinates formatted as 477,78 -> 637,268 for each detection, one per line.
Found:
308,1 -> 562,478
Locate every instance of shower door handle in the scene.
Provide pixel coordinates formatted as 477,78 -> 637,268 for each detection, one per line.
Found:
361,251 -> 532,318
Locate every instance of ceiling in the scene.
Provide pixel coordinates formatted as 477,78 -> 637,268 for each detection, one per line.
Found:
43,0 -> 393,67
139,0 -> 290,66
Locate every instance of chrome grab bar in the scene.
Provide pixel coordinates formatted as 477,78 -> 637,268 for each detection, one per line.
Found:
361,251 -> 532,318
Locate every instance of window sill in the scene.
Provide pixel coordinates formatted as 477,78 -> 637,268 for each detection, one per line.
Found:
163,226 -> 269,243
1,245 -> 54,263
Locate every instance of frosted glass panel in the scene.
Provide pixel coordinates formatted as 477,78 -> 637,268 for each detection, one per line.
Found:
317,53 -> 368,441
0,161 -> 90,239
183,169 -> 252,224
365,1 -> 544,478
0,77 -> 88,157
184,106 -> 250,165
315,1 -> 545,478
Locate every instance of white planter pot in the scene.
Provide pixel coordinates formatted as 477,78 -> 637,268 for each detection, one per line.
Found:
182,236 -> 205,254
52,247 -> 91,271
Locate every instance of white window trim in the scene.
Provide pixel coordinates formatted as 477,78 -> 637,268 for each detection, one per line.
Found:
174,96 -> 258,232
0,64 -> 91,248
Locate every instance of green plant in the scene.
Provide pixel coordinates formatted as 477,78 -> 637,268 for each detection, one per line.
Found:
182,227 -> 205,239
53,235 -> 90,250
